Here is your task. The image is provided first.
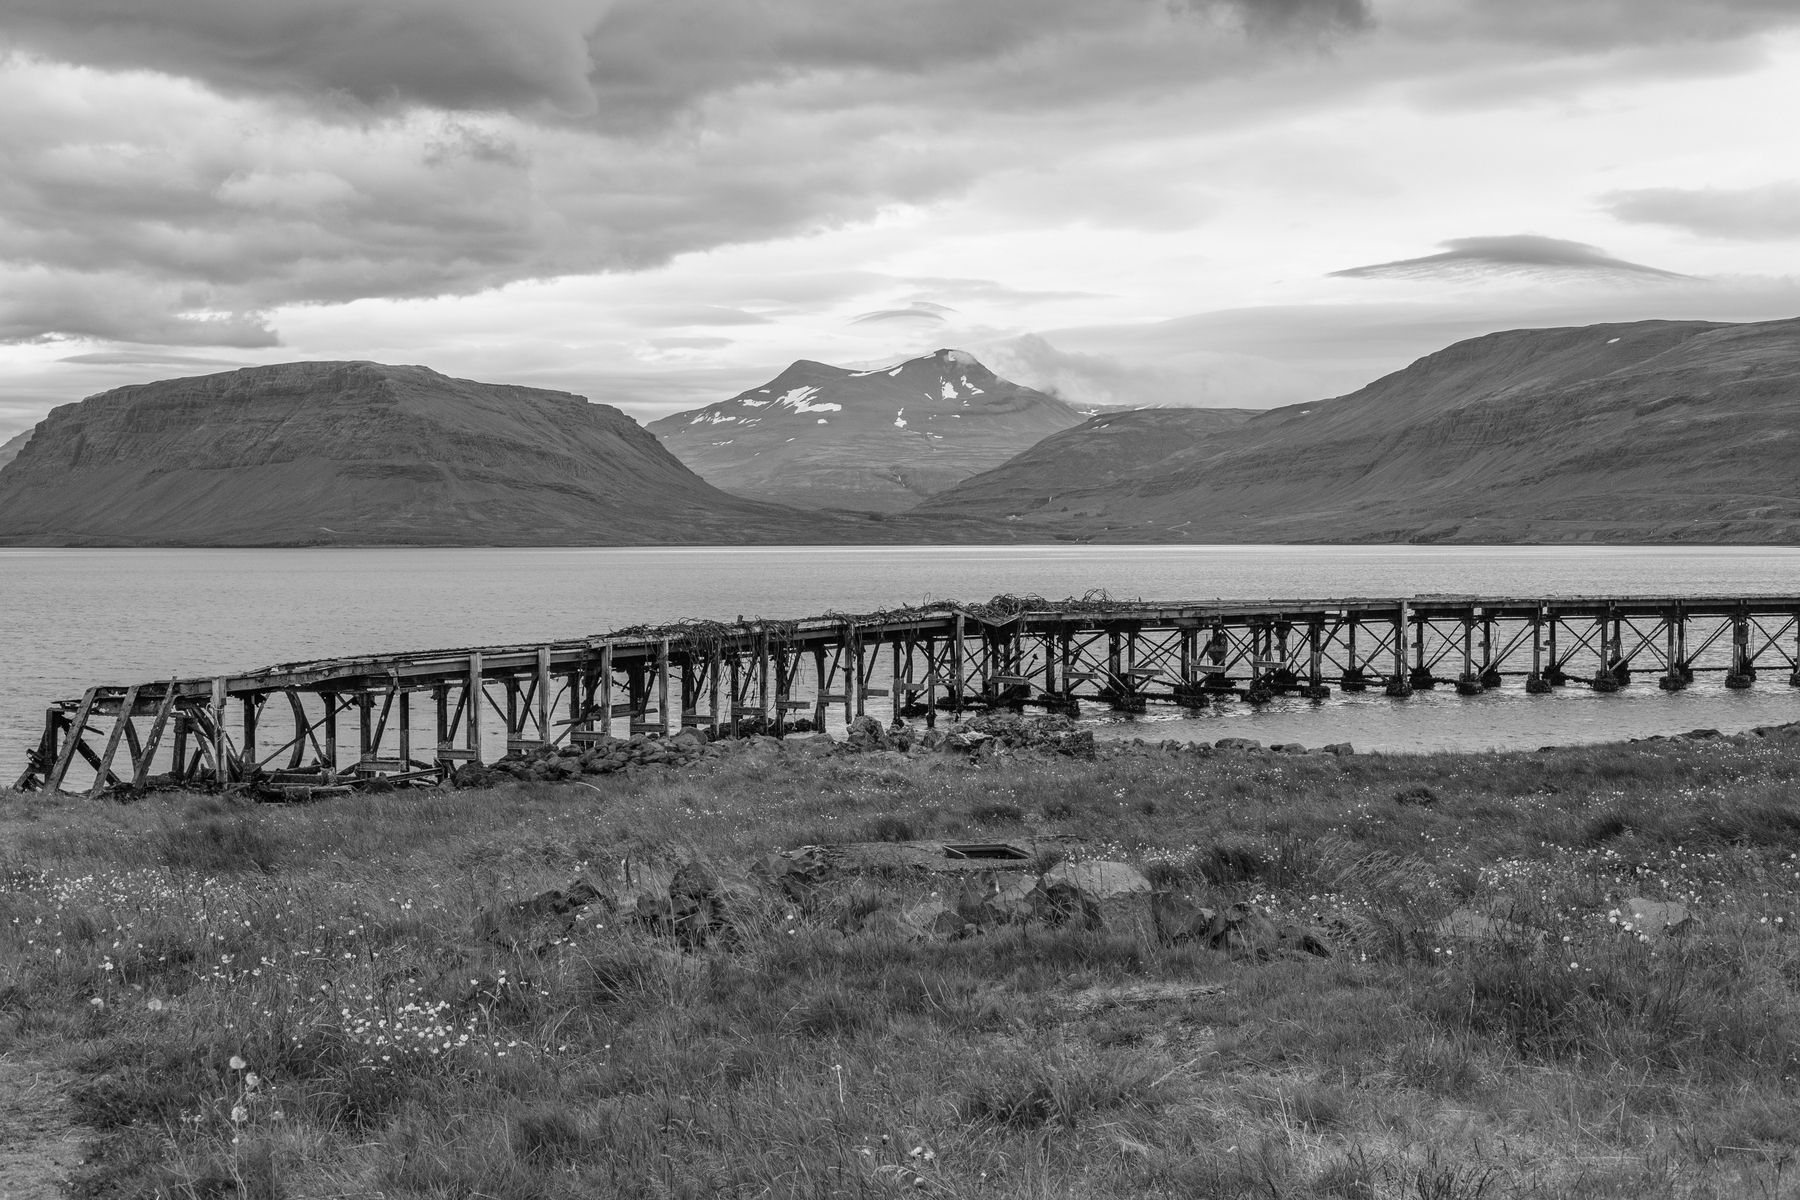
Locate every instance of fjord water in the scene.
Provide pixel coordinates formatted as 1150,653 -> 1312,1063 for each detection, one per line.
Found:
3,544 -> 1798,776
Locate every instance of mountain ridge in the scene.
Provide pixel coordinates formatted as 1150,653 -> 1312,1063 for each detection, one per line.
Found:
0,360 -> 1001,546
649,348 -> 1086,511
917,317 -> 1800,543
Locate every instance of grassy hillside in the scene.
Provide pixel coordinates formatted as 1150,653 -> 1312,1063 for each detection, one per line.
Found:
5,728 -> 1800,1198
920,318 -> 1800,543
0,362 -> 1004,547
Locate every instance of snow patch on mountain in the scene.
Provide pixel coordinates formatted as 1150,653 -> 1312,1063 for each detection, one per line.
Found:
778,386 -> 843,414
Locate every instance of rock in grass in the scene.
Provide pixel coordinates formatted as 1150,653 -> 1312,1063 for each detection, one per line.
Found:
1617,897 -> 1696,937
470,880 -> 605,953
755,845 -> 834,901
982,875 -> 1038,926
1035,860 -> 1154,935
1151,892 -> 1216,944
1214,737 -> 1263,752
902,898 -> 968,940
845,715 -> 891,751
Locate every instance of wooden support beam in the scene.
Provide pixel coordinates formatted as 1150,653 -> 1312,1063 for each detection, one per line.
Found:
357,691 -> 375,761
44,688 -> 99,794
398,690 -> 412,767
847,625 -> 861,722
171,711 -> 190,783
14,709 -> 61,791
370,684 -> 396,754
718,653 -> 731,738
466,652 -> 483,764
322,692 -> 339,772
598,643 -> 614,738
283,689 -> 312,770
757,629 -> 772,729
210,676 -> 229,783
89,683 -> 141,798
951,612 -> 965,715
241,693 -> 259,767
892,639 -> 904,724
658,638 -> 672,737
536,646 -> 552,742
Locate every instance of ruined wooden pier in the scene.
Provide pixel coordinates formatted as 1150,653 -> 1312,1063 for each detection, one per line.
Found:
15,594 -> 1800,796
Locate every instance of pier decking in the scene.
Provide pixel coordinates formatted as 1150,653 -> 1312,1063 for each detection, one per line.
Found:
14,594 -> 1800,796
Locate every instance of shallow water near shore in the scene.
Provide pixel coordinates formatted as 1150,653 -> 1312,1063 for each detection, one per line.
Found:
3,543 -> 1798,775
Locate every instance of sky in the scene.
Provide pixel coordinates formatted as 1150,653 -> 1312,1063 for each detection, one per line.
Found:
1,0 -> 1798,442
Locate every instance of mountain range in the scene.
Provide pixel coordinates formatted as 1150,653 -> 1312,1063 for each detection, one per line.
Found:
0,317 -> 1795,546
0,361 -> 960,546
920,318 -> 1800,542
647,348 -> 1083,511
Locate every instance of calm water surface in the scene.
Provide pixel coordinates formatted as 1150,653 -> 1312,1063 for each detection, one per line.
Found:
3,544 -> 1798,775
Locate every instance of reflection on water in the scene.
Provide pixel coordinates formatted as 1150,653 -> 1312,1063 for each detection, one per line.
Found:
2,544 -> 1797,773
1089,677 -> 1797,755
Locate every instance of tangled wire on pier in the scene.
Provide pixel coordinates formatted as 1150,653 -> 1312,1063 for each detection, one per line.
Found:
818,590 -> 1145,628
600,616 -> 804,656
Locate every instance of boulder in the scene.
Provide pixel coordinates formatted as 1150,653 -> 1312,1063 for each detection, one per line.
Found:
902,898 -> 969,940
793,733 -> 840,757
470,880 -> 605,953
1202,901 -> 1280,956
755,845 -> 835,902
846,715 -> 891,751
982,875 -> 1038,926
1274,921 -> 1333,958
1616,897 -> 1696,937
1270,743 -> 1308,755
1151,891 -> 1216,944
1036,860 -> 1154,936
1323,743 -> 1355,757
1214,738 -> 1263,753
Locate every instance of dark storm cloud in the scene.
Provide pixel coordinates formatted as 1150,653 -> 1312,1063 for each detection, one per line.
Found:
0,0 -> 1372,121
1604,183 -> 1800,241
0,0 -> 609,115
0,270 -> 278,346
1330,235 -> 1687,283
0,0 -> 1787,348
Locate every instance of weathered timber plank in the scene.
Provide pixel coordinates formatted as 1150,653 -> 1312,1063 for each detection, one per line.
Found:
89,684 -> 141,798
44,688 -> 98,794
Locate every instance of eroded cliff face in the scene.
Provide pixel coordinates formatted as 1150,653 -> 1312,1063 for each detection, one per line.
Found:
0,361 -> 866,545
920,317 -> 1800,544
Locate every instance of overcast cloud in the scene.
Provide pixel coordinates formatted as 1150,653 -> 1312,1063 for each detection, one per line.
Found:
0,0 -> 1798,436
1604,183 -> 1800,242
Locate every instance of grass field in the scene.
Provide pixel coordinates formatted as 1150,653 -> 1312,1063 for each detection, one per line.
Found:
5,726 -> 1800,1199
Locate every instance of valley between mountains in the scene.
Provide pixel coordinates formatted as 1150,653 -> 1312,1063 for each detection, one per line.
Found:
0,317 -> 1795,546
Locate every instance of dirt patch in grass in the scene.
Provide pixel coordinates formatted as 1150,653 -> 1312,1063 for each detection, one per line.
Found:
0,1055 -> 86,1200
